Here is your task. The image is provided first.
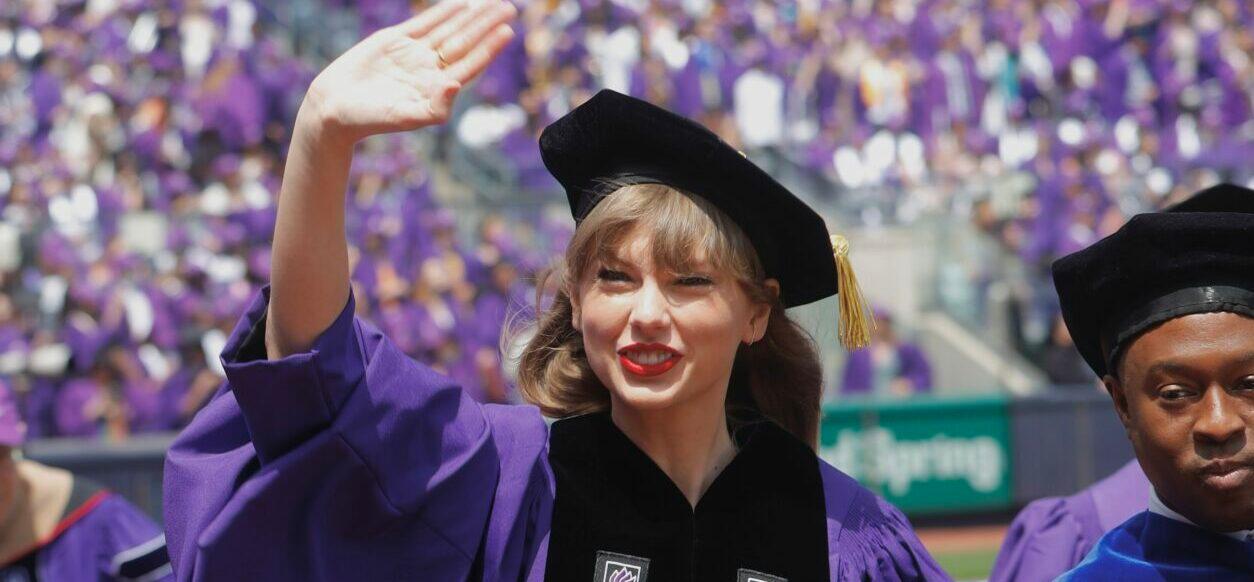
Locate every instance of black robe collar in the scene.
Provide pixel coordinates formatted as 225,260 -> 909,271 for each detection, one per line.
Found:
545,412 -> 829,582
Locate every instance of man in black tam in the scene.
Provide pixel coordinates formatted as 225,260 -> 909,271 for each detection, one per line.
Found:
1052,183 -> 1254,579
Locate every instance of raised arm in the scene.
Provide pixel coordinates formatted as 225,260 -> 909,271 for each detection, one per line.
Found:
266,0 -> 517,358
163,6 -> 561,580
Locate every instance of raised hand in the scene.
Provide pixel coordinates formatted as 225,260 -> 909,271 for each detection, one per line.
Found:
302,0 -> 518,145
267,1 -> 518,359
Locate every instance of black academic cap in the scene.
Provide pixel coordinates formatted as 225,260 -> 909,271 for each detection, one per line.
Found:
1052,183 -> 1254,378
538,89 -> 838,309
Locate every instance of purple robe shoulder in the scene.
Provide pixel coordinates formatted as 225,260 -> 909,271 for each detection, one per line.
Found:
7,487 -> 172,582
989,460 -> 1150,582
164,287 -> 947,581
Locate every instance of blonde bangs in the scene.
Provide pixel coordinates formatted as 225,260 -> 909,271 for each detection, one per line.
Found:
566,183 -> 764,288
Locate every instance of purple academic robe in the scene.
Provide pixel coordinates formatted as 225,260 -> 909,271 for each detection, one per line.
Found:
0,485 -> 172,581
55,379 -> 102,438
840,343 -> 934,396
20,379 -> 59,440
198,68 -> 266,149
125,379 -> 166,434
988,460 -> 1151,582
164,287 -> 949,581
28,70 -> 62,135
670,58 -> 706,119
158,367 -> 198,431
500,128 -> 558,192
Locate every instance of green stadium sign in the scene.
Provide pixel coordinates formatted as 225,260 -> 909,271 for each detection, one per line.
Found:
818,396 -> 1012,514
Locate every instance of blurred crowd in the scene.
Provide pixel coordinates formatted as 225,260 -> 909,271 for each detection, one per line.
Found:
452,0 -> 1253,209
3,0 -> 1253,439
444,0 -> 1252,383
0,0 -> 569,440
0,0 -> 309,440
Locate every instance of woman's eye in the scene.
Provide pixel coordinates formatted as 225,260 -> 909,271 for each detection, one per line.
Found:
675,275 -> 713,286
596,268 -> 630,282
1237,376 -> 1254,391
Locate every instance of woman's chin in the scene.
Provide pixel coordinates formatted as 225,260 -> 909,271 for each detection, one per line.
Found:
609,380 -> 687,410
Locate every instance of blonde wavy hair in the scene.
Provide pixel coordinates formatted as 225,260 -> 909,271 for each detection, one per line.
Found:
515,183 -> 824,446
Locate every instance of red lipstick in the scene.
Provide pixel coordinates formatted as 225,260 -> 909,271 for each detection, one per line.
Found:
617,343 -> 683,377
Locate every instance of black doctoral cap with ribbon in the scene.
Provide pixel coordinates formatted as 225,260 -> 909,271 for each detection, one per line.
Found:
1053,183 -> 1254,378
538,89 -> 873,348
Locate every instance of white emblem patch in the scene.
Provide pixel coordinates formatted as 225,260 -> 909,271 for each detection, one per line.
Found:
737,568 -> 788,582
594,551 -> 649,582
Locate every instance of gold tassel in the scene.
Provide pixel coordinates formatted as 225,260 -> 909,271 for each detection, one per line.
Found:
830,234 -> 875,349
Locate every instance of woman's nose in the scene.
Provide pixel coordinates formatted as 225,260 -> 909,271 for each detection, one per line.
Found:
628,280 -> 671,332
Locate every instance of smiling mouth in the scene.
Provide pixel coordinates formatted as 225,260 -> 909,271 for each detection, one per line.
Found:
617,347 -> 682,377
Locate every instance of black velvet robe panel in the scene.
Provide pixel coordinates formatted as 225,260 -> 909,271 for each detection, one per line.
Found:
545,412 -> 829,582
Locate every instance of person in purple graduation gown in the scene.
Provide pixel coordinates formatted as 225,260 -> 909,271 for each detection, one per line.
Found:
989,460 -> 1150,582
163,3 -> 948,581
54,377 -> 108,439
0,382 -> 173,581
841,308 -> 934,397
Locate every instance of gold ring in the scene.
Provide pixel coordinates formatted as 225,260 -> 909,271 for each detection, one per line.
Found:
435,46 -> 450,68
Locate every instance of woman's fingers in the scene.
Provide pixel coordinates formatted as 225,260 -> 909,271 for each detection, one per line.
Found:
421,76 -> 462,122
424,0 -> 502,52
395,0 -> 468,39
436,1 -> 518,63
444,23 -> 515,84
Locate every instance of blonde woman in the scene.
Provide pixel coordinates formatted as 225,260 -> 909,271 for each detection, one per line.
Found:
163,2 -> 947,580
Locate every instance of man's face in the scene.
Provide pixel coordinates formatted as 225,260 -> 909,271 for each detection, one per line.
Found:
1106,312 -> 1254,532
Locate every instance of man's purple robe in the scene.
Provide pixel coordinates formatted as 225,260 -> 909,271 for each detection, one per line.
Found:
163,287 -> 949,581
989,460 -> 1151,582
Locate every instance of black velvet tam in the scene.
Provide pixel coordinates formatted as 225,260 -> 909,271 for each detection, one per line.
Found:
1052,183 -> 1254,378
539,89 -> 839,308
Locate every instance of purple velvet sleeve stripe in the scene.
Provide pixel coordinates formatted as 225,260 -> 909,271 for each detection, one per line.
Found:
220,285 -> 364,465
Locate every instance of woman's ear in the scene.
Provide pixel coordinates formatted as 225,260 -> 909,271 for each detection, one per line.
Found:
746,279 -> 780,344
